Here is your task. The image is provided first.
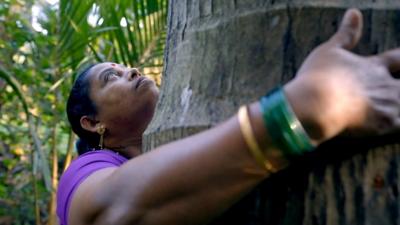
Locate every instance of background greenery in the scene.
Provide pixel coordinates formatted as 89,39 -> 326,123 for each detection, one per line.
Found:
0,0 -> 167,224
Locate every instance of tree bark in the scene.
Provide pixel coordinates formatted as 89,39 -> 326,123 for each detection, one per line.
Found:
144,1 -> 400,224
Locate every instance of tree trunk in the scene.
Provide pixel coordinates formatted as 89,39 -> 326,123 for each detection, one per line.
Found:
144,1 -> 400,224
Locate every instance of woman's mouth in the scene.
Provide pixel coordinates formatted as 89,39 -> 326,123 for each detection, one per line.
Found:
135,77 -> 146,89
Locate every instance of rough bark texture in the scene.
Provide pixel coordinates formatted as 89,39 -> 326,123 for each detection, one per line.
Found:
144,1 -> 400,224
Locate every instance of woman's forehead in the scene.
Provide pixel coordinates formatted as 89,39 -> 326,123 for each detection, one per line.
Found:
92,62 -> 124,71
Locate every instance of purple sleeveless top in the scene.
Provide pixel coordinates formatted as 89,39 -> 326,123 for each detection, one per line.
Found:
56,150 -> 128,225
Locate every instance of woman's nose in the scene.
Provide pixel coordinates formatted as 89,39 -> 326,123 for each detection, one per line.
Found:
127,68 -> 141,81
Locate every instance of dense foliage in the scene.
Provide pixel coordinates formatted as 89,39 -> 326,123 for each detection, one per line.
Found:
0,0 -> 167,224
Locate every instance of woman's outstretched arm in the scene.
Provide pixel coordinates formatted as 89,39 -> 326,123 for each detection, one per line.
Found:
68,9 -> 400,225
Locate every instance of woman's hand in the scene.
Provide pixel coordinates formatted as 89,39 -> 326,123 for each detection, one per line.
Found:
284,9 -> 400,143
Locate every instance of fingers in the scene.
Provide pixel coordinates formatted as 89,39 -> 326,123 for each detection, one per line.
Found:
376,48 -> 400,74
327,9 -> 363,50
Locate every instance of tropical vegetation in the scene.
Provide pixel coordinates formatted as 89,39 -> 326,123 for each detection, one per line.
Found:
0,0 -> 168,224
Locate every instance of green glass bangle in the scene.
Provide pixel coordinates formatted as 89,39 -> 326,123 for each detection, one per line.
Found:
260,87 -> 314,156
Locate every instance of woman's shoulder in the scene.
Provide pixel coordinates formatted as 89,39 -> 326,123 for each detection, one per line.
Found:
58,149 -> 128,196
60,150 -> 127,182
73,149 -> 127,166
56,150 -> 127,225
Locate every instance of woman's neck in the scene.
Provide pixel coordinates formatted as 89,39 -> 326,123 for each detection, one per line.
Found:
106,136 -> 143,158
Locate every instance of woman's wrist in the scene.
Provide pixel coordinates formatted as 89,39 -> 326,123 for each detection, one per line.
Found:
245,102 -> 290,172
259,87 -> 314,156
283,78 -> 348,144
239,80 -> 344,172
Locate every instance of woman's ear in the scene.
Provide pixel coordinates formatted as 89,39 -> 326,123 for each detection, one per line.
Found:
80,116 -> 99,133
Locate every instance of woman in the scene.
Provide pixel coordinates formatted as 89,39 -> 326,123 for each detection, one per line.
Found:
57,9 -> 400,225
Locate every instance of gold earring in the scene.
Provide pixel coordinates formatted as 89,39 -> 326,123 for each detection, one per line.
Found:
97,125 -> 106,149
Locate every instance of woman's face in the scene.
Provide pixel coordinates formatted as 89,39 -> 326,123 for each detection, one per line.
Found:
87,62 -> 159,139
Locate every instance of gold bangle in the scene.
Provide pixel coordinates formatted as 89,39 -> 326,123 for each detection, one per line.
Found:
238,105 -> 277,173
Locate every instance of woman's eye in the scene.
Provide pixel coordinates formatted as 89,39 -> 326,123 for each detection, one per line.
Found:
104,71 -> 119,82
